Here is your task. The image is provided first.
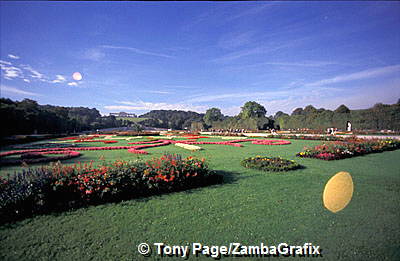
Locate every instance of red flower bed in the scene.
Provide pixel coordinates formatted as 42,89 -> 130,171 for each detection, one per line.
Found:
103,140 -> 118,144
251,140 -> 291,145
0,138 -> 292,164
0,150 -> 81,166
127,148 -> 149,154
40,151 -> 81,157
182,141 -> 243,147
1,155 -> 220,224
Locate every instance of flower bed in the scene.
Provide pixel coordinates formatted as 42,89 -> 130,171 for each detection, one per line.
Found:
0,151 -> 81,166
0,155 -> 220,224
0,140 -> 173,160
241,156 -> 301,172
296,138 -> 400,160
184,141 -> 243,147
251,140 -> 291,145
102,140 -> 118,144
0,137 -> 293,166
175,143 -> 203,151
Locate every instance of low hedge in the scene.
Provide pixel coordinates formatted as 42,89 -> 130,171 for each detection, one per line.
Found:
0,154 -> 221,224
241,156 -> 301,172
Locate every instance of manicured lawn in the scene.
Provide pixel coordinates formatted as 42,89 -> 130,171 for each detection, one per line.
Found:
1,137 -> 399,260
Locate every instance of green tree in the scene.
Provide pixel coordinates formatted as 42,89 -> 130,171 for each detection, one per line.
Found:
239,101 -> 266,119
190,121 -> 206,131
334,104 -> 350,113
274,111 -> 288,119
303,105 -> 318,115
291,108 -> 304,116
203,108 -> 224,125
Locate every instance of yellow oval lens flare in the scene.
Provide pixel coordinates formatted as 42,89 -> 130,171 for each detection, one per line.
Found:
323,171 -> 354,213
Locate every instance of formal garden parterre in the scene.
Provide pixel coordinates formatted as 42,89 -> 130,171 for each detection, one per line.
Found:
1,133 -> 400,260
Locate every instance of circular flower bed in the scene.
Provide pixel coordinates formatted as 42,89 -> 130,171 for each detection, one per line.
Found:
241,156 -> 301,172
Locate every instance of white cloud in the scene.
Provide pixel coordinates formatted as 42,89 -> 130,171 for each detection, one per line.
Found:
101,45 -> 174,59
67,82 -> 78,86
0,63 -> 23,80
305,64 -> 400,87
1,85 -> 39,96
211,46 -> 267,63
183,3 -> 275,30
0,60 -> 12,65
218,31 -> 256,50
146,90 -> 172,94
83,48 -> 106,61
1,62 -> 70,85
52,75 -> 66,83
105,101 -> 207,113
220,106 -> 241,116
211,37 -> 308,63
8,54 -> 20,59
187,90 -> 290,103
226,3 -> 275,21
20,64 -> 45,80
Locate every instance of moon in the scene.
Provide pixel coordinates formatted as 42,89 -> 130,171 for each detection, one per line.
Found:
72,72 -> 83,81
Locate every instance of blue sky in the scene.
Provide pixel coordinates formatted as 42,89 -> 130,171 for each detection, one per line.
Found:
1,2 -> 399,116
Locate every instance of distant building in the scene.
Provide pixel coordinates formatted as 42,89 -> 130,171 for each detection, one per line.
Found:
109,112 -> 137,118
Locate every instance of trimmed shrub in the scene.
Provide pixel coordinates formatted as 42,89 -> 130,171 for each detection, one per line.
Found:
241,156 -> 301,172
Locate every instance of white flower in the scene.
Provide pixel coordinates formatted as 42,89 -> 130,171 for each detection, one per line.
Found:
175,143 -> 203,151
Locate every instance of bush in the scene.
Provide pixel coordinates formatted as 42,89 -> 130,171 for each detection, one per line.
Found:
241,156 -> 301,172
0,155 -> 219,224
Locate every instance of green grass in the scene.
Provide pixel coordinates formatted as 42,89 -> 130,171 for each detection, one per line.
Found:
1,137 -> 399,260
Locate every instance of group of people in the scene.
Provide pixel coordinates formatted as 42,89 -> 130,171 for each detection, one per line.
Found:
327,121 -> 352,135
210,129 -> 248,134
327,128 -> 338,135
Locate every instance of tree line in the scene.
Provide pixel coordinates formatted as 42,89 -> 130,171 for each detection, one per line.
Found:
189,100 -> 400,131
139,110 -> 204,130
0,98 -> 126,136
1,98 -> 399,136
274,101 -> 400,131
